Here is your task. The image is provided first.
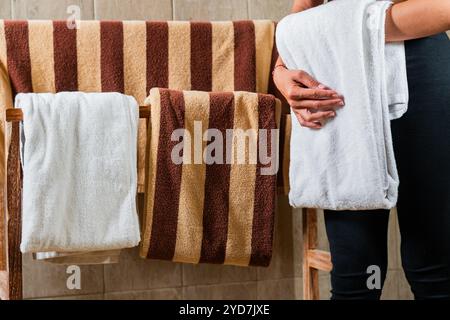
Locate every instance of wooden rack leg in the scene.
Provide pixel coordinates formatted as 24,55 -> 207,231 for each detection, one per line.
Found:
5,122 -> 23,300
302,208 -> 333,300
302,208 -> 319,300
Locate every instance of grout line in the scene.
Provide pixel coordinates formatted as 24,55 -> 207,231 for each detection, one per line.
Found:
102,264 -> 106,296
10,0 -> 14,19
92,0 -> 97,20
26,292 -> 105,300
171,0 -> 175,20
246,0 -> 250,20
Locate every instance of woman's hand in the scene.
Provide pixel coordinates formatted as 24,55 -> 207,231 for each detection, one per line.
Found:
273,65 -> 345,129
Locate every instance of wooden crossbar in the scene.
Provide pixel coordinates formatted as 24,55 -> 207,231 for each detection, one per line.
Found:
5,106 -> 151,122
1,107 -> 332,300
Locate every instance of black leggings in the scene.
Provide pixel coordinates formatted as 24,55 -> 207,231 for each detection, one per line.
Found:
324,33 -> 450,300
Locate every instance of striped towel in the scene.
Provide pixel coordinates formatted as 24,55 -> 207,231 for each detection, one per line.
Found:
0,20 -> 292,270
0,20 -> 276,193
140,88 -> 281,267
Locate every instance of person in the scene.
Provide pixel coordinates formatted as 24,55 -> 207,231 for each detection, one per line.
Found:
273,0 -> 450,300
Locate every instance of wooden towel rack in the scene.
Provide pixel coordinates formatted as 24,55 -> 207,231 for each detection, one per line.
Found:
2,107 -> 332,300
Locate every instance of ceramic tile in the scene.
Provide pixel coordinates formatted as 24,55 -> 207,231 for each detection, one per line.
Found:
103,247 -> 182,292
94,0 -> 172,20
183,263 -> 257,286
22,253 -> 104,299
0,0 -> 11,18
248,0 -> 292,21
12,0 -> 94,19
256,278 -> 297,300
257,196 -> 299,280
182,282 -> 257,300
319,274 -> 331,300
173,0 -> 247,20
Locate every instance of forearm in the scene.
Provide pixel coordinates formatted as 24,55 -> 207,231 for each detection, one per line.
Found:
291,0 -> 324,12
386,0 -> 450,42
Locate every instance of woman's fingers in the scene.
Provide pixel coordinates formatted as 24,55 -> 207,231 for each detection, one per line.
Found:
293,109 -> 336,129
291,98 -> 344,110
301,88 -> 342,100
273,67 -> 344,129
287,86 -> 341,101
300,109 -> 336,122
291,70 -> 321,88
294,111 -> 322,129
291,69 -> 337,91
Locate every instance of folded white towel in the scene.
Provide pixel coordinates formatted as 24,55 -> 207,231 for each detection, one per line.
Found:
18,92 -> 141,253
276,0 -> 408,210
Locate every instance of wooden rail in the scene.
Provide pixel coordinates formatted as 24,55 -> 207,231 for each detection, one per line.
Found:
3,122 -> 22,300
5,106 -> 151,122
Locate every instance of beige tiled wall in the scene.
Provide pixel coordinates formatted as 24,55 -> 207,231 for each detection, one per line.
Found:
0,1 -> 11,18
12,0 -> 95,19
94,0 -> 172,20
173,0 -> 247,20
248,0 -> 293,21
4,0 -> 413,300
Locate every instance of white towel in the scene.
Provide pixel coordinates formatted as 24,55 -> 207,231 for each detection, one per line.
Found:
17,92 -> 141,253
276,0 -> 409,210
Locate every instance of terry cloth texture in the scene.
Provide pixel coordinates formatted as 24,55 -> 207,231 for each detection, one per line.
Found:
140,88 -> 281,267
18,92 -> 141,253
0,20 -> 276,192
0,19 -> 294,270
276,0 -> 409,210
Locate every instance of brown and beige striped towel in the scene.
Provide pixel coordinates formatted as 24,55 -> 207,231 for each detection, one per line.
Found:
0,19 -> 292,270
0,20 -> 276,192
140,88 -> 281,267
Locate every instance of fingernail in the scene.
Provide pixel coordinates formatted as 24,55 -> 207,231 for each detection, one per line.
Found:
332,94 -> 339,98
318,84 -> 326,89
339,101 -> 345,106
329,112 -> 336,117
